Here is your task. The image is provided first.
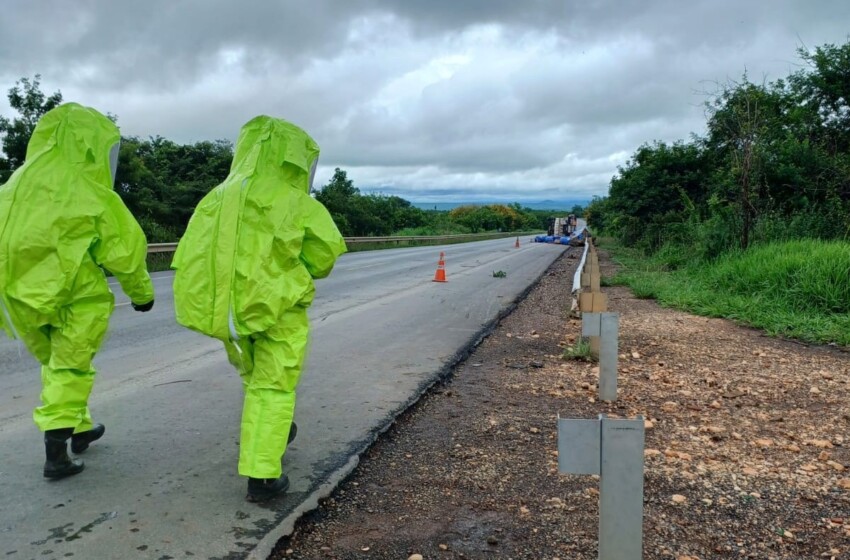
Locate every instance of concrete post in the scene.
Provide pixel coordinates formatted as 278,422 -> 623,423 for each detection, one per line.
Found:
582,312 -> 619,401
557,415 -> 645,560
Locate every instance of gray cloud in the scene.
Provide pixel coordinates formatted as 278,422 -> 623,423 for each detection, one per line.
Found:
2,0 -> 849,202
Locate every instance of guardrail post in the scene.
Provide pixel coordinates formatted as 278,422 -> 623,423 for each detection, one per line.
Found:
589,250 -> 601,292
581,312 -> 619,401
558,415 -> 645,560
571,230 -> 591,317
578,239 -> 607,356
581,292 -> 607,357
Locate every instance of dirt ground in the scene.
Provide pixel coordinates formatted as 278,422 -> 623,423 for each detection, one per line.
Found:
270,247 -> 850,560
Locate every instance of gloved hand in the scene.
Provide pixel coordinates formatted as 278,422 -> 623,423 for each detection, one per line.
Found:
132,300 -> 154,312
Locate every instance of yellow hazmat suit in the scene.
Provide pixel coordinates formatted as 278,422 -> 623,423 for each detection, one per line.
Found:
172,116 -> 346,479
0,103 -> 154,432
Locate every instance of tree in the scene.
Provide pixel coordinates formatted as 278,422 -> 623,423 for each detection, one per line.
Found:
315,167 -> 357,198
789,42 -> 850,154
703,65 -> 850,244
314,168 -> 359,235
448,204 -> 527,233
593,39 -> 850,253
113,135 -> 233,239
606,140 -> 711,247
784,42 -> 850,211
0,75 -> 63,181
707,82 -> 762,249
584,196 -> 613,232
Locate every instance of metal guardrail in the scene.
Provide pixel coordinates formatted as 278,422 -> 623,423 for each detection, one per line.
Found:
148,231 -> 538,254
572,228 -> 590,293
148,243 -> 179,253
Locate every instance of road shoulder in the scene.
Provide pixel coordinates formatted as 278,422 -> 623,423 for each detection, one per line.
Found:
270,246 -> 850,559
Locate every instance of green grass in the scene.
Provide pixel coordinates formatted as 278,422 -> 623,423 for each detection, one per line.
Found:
562,338 -> 595,362
601,237 -> 850,346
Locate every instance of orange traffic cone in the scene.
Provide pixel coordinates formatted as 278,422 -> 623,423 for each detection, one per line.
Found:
433,252 -> 447,282
515,237 -> 520,248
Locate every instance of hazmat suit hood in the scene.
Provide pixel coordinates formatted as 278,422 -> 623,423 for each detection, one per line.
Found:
173,115 -> 345,342
0,102 -> 153,342
230,115 -> 320,194
25,102 -> 121,189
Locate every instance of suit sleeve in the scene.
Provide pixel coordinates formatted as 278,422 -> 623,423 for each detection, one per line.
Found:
300,197 -> 346,279
91,191 -> 155,305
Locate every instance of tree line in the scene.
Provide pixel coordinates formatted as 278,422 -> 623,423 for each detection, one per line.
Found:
0,76 -> 570,241
585,39 -> 850,259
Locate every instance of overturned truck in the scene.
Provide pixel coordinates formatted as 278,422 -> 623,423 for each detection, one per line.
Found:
546,214 -> 577,237
536,214 -> 582,245
535,226 -> 585,246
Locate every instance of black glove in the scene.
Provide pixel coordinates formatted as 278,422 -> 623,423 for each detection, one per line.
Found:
131,300 -> 154,312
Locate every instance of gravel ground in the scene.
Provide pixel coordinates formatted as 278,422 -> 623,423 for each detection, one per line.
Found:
269,247 -> 849,560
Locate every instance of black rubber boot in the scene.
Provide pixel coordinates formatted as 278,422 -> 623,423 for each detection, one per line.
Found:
287,422 -> 297,445
44,428 -> 85,479
71,423 -> 105,454
246,475 -> 290,503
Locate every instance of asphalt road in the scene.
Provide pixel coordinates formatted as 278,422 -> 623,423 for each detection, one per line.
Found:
0,236 -> 570,559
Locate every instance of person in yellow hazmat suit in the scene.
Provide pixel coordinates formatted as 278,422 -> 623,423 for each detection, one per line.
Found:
0,103 -> 155,479
172,116 -> 346,502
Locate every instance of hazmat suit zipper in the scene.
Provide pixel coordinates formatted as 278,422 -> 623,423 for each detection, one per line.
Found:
0,295 -> 20,341
228,309 -> 239,342
0,161 -> 22,342
226,177 -> 250,351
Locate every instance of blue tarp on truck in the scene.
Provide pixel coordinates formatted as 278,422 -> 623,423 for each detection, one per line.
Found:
534,229 -> 584,245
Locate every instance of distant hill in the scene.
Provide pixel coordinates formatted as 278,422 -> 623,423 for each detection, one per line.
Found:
411,200 -> 588,211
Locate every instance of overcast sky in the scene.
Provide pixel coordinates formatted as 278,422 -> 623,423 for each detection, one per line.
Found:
2,1 -> 848,202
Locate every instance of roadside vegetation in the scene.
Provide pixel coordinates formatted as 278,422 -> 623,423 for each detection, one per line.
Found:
603,238 -> 850,345
561,337 -> 594,362
586,39 -> 850,346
